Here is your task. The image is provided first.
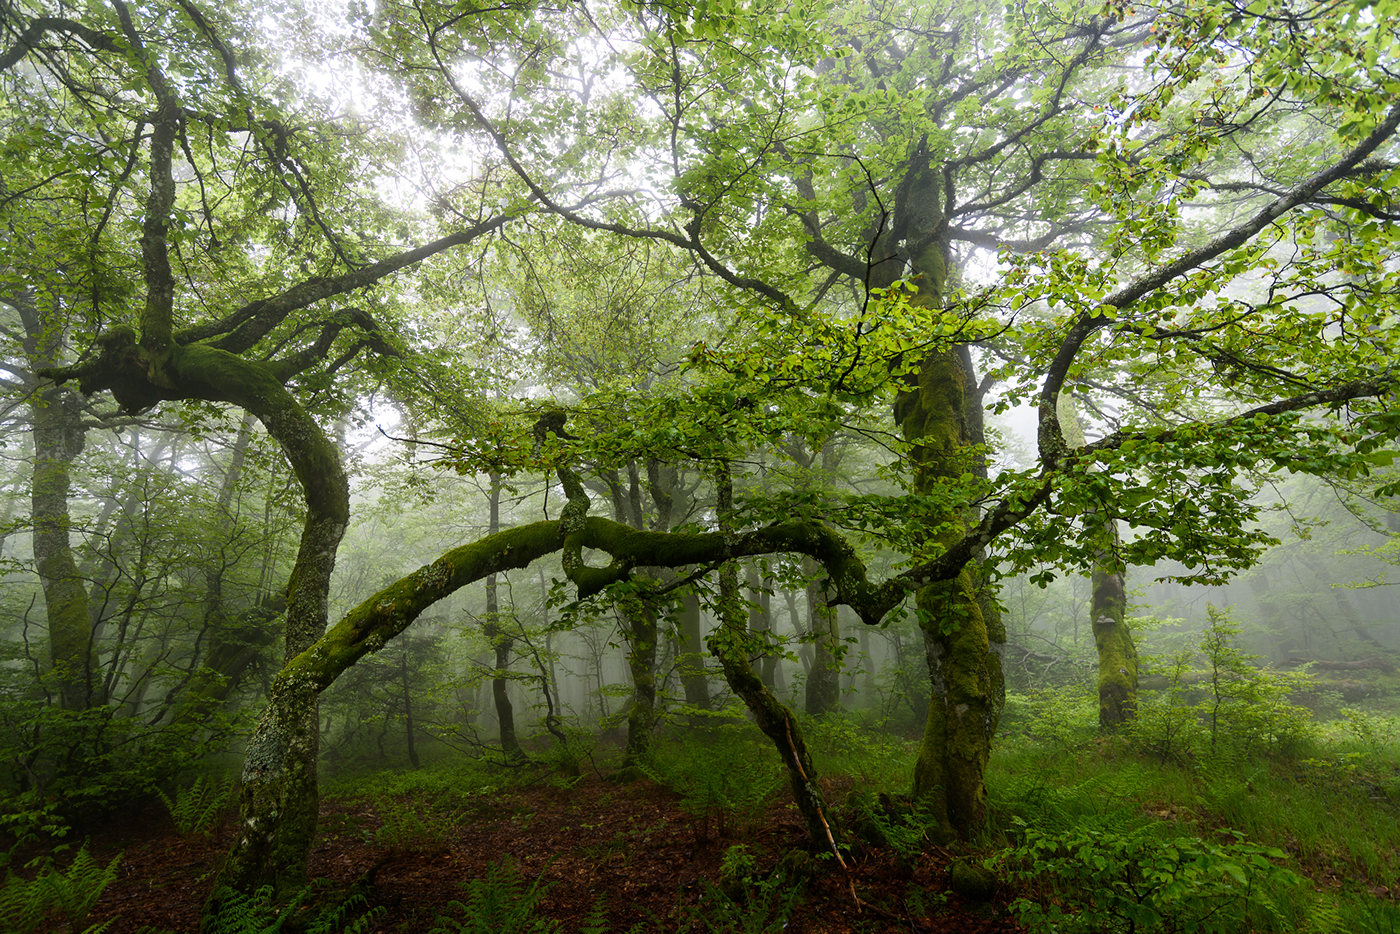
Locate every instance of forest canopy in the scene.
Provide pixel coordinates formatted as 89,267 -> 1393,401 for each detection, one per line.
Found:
1,0 -> 1399,923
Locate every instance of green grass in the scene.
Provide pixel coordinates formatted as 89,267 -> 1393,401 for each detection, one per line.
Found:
981,694 -> 1400,934
320,755 -> 532,805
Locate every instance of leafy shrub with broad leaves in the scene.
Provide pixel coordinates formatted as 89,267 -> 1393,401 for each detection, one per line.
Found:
1129,607 -> 1317,765
0,696 -> 232,839
1002,822 -> 1308,934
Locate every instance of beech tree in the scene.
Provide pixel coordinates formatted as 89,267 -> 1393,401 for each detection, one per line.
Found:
5,0 -> 1400,905
367,0 -> 1400,841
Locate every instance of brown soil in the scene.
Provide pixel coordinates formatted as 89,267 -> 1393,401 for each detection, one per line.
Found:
80,774 -> 1023,933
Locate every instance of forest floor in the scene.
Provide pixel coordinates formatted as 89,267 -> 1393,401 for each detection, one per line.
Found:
83,770 -> 1021,934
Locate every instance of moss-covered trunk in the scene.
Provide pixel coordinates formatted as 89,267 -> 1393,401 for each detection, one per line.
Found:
712,468 -> 839,851
889,156 -> 1002,838
18,294 -> 96,710
617,589 -> 659,767
1057,396 -> 1137,729
899,353 -> 1002,840
30,381 -> 94,710
804,558 -> 841,716
1091,559 -> 1136,728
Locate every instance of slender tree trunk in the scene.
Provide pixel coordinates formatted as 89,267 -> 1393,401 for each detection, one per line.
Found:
1058,396 -> 1137,728
17,293 -> 95,710
804,557 -> 841,716
712,465 -> 839,851
485,473 -> 524,761
747,563 -> 779,690
617,588 -> 658,768
677,588 -> 711,711
401,649 -> 420,769
167,415 -> 273,727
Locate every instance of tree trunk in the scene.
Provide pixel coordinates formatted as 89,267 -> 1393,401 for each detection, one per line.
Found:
1058,395 -> 1137,728
1091,560 -> 1136,728
677,588 -> 711,711
17,293 -> 95,710
890,173 -> 1002,838
616,588 -> 658,768
747,563 -> 779,690
712,466 -> 839,851
401,649 -> 421,769
804,557 -> 841,716
485,473 -> 524,761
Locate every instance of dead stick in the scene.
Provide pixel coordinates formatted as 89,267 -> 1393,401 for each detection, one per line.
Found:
784,715 -> 861,912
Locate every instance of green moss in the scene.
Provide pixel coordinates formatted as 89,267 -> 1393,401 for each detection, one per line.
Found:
948,858 -> 998,901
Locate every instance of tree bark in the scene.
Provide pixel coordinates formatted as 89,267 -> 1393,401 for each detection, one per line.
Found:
43,337 -> 352,901
485,472 -> 524,761
16,293 -> 95,710
712,465 -> 839,850
1058,395 -> 1137,728
616,588 -> 658,768
890,165 -> 1002,838
676,588 -> 712,711
804,557 -> 841,716
747,563 -> 779,690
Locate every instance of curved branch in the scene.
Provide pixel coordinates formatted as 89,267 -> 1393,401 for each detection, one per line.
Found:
176,215 -> 513,350
0,16 -> 122,71
1034,98 -> 1400,465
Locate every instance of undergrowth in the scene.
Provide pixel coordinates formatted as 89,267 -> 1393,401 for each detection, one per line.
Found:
0,842 -> 121,934
642,718 -> 785,840
987,675 -> 1400,934
157,774 -> 234,837
197,882 -> 384,934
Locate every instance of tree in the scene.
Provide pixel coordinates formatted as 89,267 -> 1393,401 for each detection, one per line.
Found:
1,0 -> 513,895
350,0 -> 1400,843
7,0 -> 1400,906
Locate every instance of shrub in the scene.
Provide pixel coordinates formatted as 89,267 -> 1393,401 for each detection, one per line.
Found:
1002,823 -> 1308,934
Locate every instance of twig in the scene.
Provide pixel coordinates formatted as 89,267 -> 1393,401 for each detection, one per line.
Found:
783,716 -> 861,912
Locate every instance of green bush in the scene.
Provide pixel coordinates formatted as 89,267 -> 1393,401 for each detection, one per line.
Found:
1003,823 -> 1309,934
0,698 -> 230,839
1128,607 -> 1317,765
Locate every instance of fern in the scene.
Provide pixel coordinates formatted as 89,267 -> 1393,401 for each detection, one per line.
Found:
428,857 -> 559,934
0,843 -> 122,934
157,775 -> 233,837
202,882 -> 384,934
